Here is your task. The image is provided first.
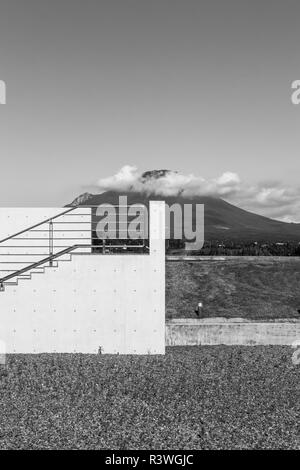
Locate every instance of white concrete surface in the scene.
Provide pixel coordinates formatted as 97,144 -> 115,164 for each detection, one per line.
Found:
166,318 -> 300,346
0,202 -> 165,354
0,207 -> 92,279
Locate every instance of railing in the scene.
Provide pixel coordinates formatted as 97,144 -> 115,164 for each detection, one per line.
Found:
0,207 -> 76,244
0,205 -> 149,289
0,244 -> 90,291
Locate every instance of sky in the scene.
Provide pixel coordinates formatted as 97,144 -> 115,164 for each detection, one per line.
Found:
0,0 -> 300,220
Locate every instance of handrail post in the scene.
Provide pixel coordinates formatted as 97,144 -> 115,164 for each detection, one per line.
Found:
49,220 -> 54,267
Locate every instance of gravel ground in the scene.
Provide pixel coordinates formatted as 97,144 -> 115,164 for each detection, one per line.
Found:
0,347 -> 299,450
166,258 -> 300,319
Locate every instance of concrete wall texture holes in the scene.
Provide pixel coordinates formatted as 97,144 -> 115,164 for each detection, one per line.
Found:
0,202 -> 166,354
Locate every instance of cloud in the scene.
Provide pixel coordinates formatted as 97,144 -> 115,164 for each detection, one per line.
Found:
96,166 -> 300,223
97,166 -> 241,198
97,165 -> 141,193
228,184 -> 300,223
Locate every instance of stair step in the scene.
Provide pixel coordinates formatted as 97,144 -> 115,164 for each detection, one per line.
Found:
0,262 -> 42,270
44,262 -> 58,268
0,255 -> 70,266
0,263 -> 57,280
0,247 -> 76,288
0,271 -> 20,277
55,255 -> 72,262
30,269 -> 47,275
0,239 -> 78,248
0,254 -> 54,262
0,251 -> 74,259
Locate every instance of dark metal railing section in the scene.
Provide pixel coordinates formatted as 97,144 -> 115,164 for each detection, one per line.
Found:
0,205 -> 149,290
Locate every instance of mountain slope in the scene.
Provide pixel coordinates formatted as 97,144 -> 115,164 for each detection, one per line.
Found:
70,190 -> 300,242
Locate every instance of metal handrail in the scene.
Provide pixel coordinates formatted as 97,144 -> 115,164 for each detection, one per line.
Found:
0,241 -> 149,288
0,207 -> 78,244
0,206 -> 147,243
0,244 -> 90,287
0,204 -> 149,289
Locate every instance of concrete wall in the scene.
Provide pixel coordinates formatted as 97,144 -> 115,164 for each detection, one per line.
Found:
0,207 -> 92,278
0,202 -> 165,354
0,208 -> 70,240
166,318 -> 300,346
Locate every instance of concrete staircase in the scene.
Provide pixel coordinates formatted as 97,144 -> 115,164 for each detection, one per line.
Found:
0,207 -> 92,291
0,254 -> 73,288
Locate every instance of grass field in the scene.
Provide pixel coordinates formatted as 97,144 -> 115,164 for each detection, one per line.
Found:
0,347 -> 298,450
166,258 -> 300,319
